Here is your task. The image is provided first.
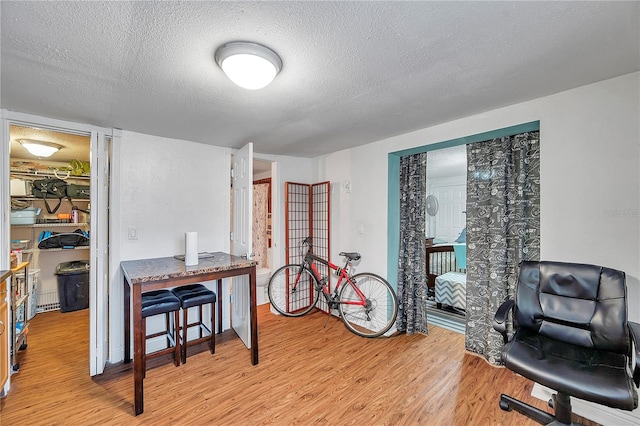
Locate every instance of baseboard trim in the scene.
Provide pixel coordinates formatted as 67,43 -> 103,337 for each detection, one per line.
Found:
531,384 -> 640,426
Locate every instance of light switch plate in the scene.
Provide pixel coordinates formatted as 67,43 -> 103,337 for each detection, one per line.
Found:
128,227 -> 138,240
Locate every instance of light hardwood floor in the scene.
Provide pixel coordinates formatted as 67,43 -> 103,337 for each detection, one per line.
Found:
0,304 -> 598,425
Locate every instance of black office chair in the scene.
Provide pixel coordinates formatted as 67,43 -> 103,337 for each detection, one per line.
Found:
494,261 -> 640,425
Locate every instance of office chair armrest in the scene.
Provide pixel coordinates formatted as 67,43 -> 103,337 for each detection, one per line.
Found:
493,299 -> 515,344
629,321 -> 640,387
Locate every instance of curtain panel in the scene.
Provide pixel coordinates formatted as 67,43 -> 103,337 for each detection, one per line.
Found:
396,153 -> 428,335
253,183 -> 270,269
465,131 -> 540,364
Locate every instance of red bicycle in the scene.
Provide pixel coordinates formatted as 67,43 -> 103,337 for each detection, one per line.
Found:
267,237 -> 398,338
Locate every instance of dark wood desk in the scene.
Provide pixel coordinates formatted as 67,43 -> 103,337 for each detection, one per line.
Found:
121,252 -> 257,415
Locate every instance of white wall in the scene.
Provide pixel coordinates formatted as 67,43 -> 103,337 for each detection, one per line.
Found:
117,131 -> 229,258
110,131 -> 231,362
315,144 -> 391,276
109,139 -> 315,362
315,72 -> 640,323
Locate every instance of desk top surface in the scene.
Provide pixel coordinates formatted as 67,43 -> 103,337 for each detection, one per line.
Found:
121,252 -> 256,284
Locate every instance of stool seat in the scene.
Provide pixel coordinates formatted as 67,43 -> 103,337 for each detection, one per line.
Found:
172,284 -> 217,308
142,290 -> 181,317
172,284 -> 216,363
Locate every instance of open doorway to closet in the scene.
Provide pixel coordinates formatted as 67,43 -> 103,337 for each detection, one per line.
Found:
7,124 -> 93,388
9,125 -> 91,315
3,112 -> 111,394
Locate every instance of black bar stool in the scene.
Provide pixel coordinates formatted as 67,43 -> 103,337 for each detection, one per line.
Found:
141,289 -> 181,375
172,284 -> 217,363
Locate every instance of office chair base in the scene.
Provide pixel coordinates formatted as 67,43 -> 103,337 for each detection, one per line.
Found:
500,393 -> 580,426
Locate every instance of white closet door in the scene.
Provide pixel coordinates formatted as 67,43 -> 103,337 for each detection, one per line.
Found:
231,143 -> 253,348
89,131 -> 109,375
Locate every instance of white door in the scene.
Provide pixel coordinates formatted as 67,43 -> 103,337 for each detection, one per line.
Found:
231,143 -> 253,348
89,132 -> 110,375
432,183 -> 466,242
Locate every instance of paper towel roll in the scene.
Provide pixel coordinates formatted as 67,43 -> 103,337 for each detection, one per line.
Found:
185,232 -> 198,266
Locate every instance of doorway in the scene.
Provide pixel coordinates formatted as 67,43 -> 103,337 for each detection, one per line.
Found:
9,125 -> 91,313
424,145 -> 467,333
6,123 -> 92,392
2,111 -> 111,395
387,121 -> 541,337
253,159 -> 273,307
228,153 -> 280,338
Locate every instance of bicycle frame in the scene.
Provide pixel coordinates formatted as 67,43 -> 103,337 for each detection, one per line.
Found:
271,237 -> 399,337
303,250 -> 368,309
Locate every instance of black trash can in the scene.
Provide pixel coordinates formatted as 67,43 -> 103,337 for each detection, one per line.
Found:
55,260 -> 90,313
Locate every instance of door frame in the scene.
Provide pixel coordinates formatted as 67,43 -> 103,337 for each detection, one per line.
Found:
386,121 -> 540,333
0,109 -> 111,380
253,154 -> 281,276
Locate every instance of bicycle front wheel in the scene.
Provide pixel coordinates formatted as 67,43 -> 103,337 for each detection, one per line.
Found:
268,264 -> 320,317
338,273 -> 398,338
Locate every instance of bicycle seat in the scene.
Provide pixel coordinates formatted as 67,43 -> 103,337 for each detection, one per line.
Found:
339,252 -> 361,261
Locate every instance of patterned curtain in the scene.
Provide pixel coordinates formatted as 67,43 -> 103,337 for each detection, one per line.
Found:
396,153 -> 428,335
253,183 -> 269,269
465,131 -> 540,364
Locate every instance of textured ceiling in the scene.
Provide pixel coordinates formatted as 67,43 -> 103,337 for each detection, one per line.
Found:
1,1 -> 639,158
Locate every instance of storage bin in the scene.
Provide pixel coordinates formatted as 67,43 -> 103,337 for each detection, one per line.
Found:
11,239 -> 31,250
10,178 -> 32,196
11,208 -> 41,225
55,260 -> 90,313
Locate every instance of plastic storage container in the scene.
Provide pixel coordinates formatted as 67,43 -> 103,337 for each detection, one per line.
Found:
10,178 -> 32,196
11,208 -> 41,225
11,239 -> 31,250
55,260 -> 90,313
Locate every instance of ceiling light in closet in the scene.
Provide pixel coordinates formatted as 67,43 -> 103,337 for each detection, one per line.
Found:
18,139 -> 62,158
215,42 -> 282,90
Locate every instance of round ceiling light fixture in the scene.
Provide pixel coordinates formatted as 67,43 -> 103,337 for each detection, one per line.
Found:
215,42 -> 282,90
18,139 -> 62,158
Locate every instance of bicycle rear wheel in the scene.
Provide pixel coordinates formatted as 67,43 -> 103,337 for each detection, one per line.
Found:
268,264 -> 320,317
338,273 -> 398,337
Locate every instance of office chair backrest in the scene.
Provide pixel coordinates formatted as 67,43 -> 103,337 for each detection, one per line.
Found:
515,261 -> 629,354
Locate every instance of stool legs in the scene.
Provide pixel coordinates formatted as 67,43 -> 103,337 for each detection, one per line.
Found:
172,309 -> 180,367
181,308 -> 188,364
181,301 -> 216,364
210,303 -> 215,355
142,314 -> 147,378
143,310 -> 180,377
172,283 -> 217,364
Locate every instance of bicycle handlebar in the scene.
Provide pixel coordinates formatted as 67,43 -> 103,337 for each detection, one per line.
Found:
298,236 -> 313,256
300,236 -> 357,271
